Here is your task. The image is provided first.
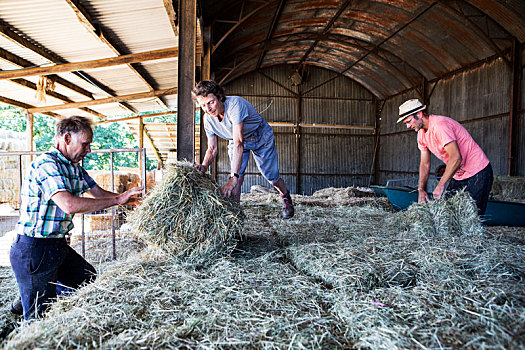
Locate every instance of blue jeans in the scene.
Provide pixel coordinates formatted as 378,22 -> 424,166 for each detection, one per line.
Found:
445,163 -> 494,216
228,122 -> 281,183
9,235 -> 96,320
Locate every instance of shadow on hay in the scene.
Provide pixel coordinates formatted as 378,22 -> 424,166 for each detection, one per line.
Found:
231,233 -> 287,259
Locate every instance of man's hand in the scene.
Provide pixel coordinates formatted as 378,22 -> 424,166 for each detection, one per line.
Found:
221,177 -> 237,198
418,189 -> 430,203
194,163 -> 206,173
116,186 -> 143,205
432,183 -> 446,200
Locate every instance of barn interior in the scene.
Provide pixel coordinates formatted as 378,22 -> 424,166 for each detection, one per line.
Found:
0,0 -> 524,348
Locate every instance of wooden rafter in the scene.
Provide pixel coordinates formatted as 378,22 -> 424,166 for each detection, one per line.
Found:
95,110 -> 178,124
0,47 -> 94,99
27,88 -> 177,113
0,19 -> 135,114
9,79 -> 106,119
163,0 -> 178,37
0,96 -> 61,118
64,0 -> 169,109
0,47 -> 179,80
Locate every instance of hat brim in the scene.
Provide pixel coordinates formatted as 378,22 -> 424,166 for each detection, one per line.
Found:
397,105 -> 426,123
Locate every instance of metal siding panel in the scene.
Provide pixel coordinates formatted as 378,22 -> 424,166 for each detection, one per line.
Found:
517,110 -> 525,176
221,64 -> 374,194
519,46 -> 525,176
430,59 -> 510,176
430,59 -> 510,122
302,98 -> 375,125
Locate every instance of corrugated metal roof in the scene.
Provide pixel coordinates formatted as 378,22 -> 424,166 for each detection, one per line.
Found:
0,0 -> 179,161
0,0 -> 178,116
0,0 -> 523,163
202,0 -> 525,99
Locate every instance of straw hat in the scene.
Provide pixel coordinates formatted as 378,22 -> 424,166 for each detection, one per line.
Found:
397,99 -> 426,123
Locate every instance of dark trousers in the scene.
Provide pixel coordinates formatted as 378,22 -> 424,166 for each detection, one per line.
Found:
445,163 -> 494,216
9,235 -> 97,320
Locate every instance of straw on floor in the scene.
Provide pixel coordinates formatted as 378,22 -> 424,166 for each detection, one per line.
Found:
1,187 -> 524,349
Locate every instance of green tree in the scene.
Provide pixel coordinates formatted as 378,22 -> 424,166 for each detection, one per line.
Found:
0,104 -> 157,169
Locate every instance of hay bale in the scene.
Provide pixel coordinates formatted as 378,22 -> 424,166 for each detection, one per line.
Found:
312,186 -> 374,199
490,175 -> 525,202
127,162 -> 245,264
396,189 -> 482,237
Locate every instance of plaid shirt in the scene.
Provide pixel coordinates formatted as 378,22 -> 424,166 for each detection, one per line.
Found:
16,147 -> 97,238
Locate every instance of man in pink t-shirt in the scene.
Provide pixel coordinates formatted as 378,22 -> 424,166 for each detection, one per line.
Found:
397,99 -> 493,215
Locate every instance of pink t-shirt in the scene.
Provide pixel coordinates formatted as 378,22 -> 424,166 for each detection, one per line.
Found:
417,115 -> 489,180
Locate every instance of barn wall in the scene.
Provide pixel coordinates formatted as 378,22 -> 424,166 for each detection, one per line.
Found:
220,64 -> 376,194
378,54 -> 524,186
519,45 -> 525,175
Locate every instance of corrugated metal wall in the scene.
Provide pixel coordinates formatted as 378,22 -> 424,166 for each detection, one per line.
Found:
219,65 -> 376,194
378,53 -> 524,185
518,49 -> 525,176
210,50 -> 523,193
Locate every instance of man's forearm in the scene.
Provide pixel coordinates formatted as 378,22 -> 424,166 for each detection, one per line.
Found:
436,158 -> 461,189
230,142 -> 243,174
201,147 -> 217,168
58,195 -> 119,214
418,164 -> 430,191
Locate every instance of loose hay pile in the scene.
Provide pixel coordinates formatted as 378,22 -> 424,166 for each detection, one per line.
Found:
2,188 -> 525,349
127,162 -> 245,264
0,268 -> 18,341
242,185 -> 392,209
490,175 -> 525,202
397,189 -> 482,237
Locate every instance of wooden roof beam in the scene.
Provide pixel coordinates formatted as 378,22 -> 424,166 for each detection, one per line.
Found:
0,19 -> 137,114
27,88 -> 177,113
64,0 -> 169,109
9,78 -> 106,119
163,0 -> 179,37
0,96 -> 61,119
0,47 -> 95,99
0,47 -> 179,80
96,110 -> 178,124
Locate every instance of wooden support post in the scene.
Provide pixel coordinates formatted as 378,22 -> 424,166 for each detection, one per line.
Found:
372,99 -> 382,185
26,111 -> 34,161
508,38 -> 521,176
138,116 -> 145,175
201,26 -> 212,175
138,116 -> 144,149
177,0 -> 196,162
295,90 -> 302,194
